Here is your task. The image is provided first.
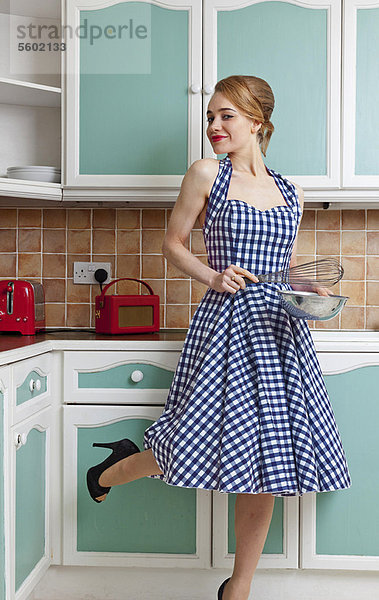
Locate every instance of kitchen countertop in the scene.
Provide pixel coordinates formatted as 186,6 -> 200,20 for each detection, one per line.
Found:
0,328 -> 378,367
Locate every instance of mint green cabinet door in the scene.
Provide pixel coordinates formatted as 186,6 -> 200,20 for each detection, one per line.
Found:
343,0 -> 379,186
77,418 -> 197,554
204,0 -> 341,185
64,405 -> 211,567
301,364 -> 379,569
66,0 -> 202,188
15,429 -> 46,591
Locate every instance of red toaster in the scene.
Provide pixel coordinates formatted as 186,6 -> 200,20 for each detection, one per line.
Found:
95,277 -> 160,334
0,280 -> 45,335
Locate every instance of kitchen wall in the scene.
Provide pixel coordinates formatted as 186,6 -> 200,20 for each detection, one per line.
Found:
0,207 -> 378,330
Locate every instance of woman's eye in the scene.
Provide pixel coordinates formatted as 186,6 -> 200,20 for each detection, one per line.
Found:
206,115 -> 232,123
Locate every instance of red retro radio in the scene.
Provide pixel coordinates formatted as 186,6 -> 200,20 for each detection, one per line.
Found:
0,280 -> 45,335
95,277 -> 160,334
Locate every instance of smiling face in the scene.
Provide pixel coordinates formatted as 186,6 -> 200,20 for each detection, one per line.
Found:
206,92 -> 261,154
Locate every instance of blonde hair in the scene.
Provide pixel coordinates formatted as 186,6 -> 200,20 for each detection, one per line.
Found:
213,75 -> 275,157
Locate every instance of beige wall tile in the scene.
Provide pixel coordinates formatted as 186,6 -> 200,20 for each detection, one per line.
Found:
166,280 -> 190,304
166,305 -> 190,328
18,229 -> 41,253
67,210 -> 91,229
341,256 -> 365,280
166,259 -> 190,279
0,229 -> 16,252
0,209 -> 17,227
340,281 -> 365,306
316,210 -> 340,230
367,232 -> 379,255
43,229 -> 66,253
142,229 -> 166,253
43,254 -> 66,278
18,253 -> 41,278
366,282 -> 379,306
92,229 -> 115,254
340,307 -> 365,329
142,209 -> 165,228
67,230 -> 91,254
299,209 -> 315,229
342,210 -> 365,230
116,254 -> 140,278
18,209 -> 41,228
43,279 -> 65,303
191,279 -> 208,303
367,210 -> 379,230
117,230 -> 140,254
43,209 -> 66,228
0,254 -> 16,277
367,257 -> 379,280
366,307 -> 379,329
67,254 -> 90,277
117,209 -> 140,229
45,303 -> 65,327
297,230 -> 315,254
341,231 -> 365,255
67,303 -> 90,327
93,209 -> 116,229
142,255 -> 165,278
67,279 -> 91,302
317,231 -> 340,255
191,230 -> 207,254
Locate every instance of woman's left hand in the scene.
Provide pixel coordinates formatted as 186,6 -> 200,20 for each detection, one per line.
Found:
311,285 -> 334,297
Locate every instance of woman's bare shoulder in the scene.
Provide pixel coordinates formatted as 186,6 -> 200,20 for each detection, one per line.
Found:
291,180 -> 304,211
185,158 -> 220,198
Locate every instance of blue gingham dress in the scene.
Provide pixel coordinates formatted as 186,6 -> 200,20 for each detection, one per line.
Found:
143,155 -> 352,497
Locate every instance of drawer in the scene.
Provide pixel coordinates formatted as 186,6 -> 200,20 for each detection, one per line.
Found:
11,352 -> 52,424
63,351 -> 180,404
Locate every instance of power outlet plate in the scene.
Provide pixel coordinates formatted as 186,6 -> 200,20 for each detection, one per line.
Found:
73,262 -> 112,285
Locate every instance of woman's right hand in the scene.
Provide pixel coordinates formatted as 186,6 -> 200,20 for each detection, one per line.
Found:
210,264 -> 259,294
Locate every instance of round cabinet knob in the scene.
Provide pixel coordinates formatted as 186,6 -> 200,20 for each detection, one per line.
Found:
130,370 -> 144,383
29,378 -> 41,392
190,83 -> 201,94
203,84 -> 215,95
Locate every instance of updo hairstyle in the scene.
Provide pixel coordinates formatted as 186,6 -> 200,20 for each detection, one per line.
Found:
213,75 -> 275,157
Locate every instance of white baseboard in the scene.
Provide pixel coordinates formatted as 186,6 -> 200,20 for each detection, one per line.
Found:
30,565 -> 379,600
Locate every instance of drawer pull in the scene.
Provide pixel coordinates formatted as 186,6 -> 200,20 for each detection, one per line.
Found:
14,432 -> 27,448
130,370 -> 144,383
29,378 -> 41,392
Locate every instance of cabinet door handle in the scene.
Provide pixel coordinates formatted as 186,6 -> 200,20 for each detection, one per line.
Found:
29,378 -> 41,392
14,432 -> 27,448
130,370 -> 144,383
203,84 -> 214,95
190,83 -> 201,94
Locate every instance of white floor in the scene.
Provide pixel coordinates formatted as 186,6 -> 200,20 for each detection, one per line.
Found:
30,566 -> 379,600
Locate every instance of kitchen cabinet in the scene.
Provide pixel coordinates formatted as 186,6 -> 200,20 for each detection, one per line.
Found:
212,351 -> 379,571
0,1 -> 62,202
0,351 -> 59,600
342,0 -> 379,188
63,404 -> 212,567
62,0 -> 379,207
301,353 -> 379,570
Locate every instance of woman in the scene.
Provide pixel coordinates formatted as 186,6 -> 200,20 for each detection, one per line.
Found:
87,75 -> 351,600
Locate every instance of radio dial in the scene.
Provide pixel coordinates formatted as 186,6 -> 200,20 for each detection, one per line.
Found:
131,370 -> 144,383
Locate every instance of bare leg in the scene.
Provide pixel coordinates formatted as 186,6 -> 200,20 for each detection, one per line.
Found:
222,493 -> 275,600
95,448 -> 163,501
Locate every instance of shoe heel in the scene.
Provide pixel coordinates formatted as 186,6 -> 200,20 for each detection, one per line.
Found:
92,442 -> 117,450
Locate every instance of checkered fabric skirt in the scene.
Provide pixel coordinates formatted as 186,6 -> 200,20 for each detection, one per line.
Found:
143,156 -> 352,496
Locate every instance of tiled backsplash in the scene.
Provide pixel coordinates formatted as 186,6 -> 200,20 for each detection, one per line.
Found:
0,207 -> 378,330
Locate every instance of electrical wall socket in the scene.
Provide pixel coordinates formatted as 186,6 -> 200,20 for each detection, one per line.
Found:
73,262 -> 112,285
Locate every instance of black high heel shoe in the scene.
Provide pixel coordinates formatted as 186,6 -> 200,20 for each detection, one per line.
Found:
86,438 -> 140,503
217,577 -> 230,599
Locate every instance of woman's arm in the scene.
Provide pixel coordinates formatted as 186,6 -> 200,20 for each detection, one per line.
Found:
162,159 -> 220,288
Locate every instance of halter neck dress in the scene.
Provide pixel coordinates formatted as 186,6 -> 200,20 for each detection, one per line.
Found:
143,155 -> 352,497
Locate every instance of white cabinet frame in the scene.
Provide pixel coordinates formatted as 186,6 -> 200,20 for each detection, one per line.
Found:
342,0 -> 379,188
63,0 -> 202,193
203,0 -> 342,188
63,404 -> 212,568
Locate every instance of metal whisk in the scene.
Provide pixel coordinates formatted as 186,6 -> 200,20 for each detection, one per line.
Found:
244,258 -> 344,286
